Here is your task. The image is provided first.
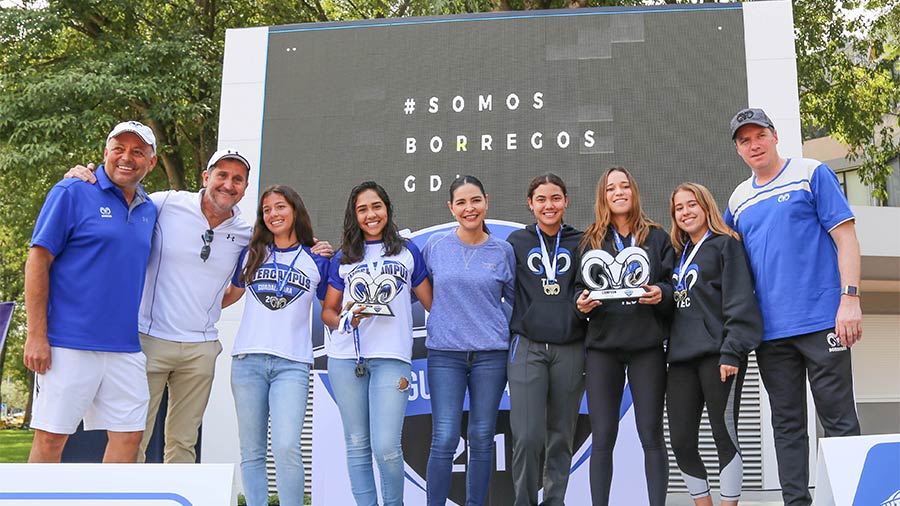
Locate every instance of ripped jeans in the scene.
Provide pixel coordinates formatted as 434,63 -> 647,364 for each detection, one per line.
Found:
327,357 -> 411,506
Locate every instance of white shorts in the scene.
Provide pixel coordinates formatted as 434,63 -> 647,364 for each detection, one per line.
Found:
31,347 -> 150,434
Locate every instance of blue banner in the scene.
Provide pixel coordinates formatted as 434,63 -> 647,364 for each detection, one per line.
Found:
0,302 -> 14,351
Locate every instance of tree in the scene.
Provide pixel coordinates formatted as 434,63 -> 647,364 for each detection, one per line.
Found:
794,0 -> 900,203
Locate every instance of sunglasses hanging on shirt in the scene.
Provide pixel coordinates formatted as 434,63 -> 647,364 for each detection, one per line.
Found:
200,229 -> 214,262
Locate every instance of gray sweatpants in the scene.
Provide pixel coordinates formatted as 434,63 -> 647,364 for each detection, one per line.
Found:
507,335 -> 585,506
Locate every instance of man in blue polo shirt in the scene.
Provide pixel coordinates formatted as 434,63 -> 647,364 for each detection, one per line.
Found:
724,108 -> 862,506
24,121 -> 158,463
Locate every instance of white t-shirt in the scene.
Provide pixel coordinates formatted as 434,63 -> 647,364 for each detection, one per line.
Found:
326,240 -> 427,363
231,244 -> 330,363
139,190 -> 251,342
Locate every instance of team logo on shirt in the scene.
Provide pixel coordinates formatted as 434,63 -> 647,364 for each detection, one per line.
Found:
580,247 -> 650,297
249,262 -> 312,310
347,261 -> 408,316
672,264 -> 699,308
99,206 -> 112,218
525,247 -> 572,276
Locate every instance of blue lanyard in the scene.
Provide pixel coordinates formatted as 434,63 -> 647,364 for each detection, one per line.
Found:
675,231 -> 711,290
611,227 -> 634,253
271,245 -> 303,298
611,227 -> 640,278
353,328 -> 363,363
538,226 -> 562,281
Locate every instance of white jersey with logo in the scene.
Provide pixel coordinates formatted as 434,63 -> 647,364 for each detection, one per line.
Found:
231,245 -> 330,363
326,240 -> 427,363
140,190 -> 252,343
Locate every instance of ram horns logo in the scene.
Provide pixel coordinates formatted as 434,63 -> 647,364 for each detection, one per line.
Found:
580,246 -> 651,291
348,271 -> 398,316
526,247 -> 572,276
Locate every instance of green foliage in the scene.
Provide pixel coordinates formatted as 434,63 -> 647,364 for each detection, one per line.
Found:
0,429 -> 33,462
794,0 -> 900,202
237,492 -> 307,505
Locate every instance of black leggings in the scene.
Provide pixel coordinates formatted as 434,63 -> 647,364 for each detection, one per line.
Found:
667,355 -> 747,501
585,347 -> 668,506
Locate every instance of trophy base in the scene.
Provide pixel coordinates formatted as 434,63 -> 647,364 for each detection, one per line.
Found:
589,288 -> 645,301
350,302 -> 395,316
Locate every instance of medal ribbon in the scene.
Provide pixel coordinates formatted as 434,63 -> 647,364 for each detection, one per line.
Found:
611,227 -> 635,252
538,227 -> 562,282
271,245 -> 304,298
353,327 -> 363,366
611,228 -> 640,278
675,231 -> 711,290
353,243 -> 386,376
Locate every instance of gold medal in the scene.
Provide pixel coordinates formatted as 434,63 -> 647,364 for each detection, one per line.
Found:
542,278 -> 560,296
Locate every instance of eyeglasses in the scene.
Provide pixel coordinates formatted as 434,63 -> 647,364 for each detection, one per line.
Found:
200,229 -> 214,262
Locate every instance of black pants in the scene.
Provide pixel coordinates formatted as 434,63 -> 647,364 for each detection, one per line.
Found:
757,329 -> 861,506
667,355 -> 747,501
585,347 -> 668,506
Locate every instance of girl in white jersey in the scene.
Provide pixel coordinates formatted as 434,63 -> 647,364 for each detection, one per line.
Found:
321,181 -> 433,506
222,185 -> 330,506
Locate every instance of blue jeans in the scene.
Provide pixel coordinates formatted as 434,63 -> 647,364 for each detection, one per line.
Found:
426,349 -> 508,506
328,357 -> 411,506
231,354 -> 310,506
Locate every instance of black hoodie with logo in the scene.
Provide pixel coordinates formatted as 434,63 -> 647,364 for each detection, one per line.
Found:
508,224 -> 587,345
667,233 -> 762,366
575,226 -> 675,352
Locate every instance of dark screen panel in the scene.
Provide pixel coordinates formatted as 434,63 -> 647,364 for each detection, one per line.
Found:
260,5 -> 748,251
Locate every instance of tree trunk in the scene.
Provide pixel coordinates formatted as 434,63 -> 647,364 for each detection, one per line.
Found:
24,371 -> 34,427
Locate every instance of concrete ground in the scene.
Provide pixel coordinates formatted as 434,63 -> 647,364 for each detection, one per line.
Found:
666,490 -> 786,505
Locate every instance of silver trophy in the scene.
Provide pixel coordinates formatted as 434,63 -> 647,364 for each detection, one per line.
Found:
348,272 -> 398,316
581,246 -> 650,301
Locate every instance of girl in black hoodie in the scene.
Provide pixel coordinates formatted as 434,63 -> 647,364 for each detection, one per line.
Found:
575,167 -> 674,506
507,173 -> 587,506
667,182 -> 762,506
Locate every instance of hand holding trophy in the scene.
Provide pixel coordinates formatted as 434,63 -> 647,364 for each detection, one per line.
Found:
580,246 -> 650,301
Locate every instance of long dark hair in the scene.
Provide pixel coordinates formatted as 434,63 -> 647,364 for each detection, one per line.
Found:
241,185 -> 314,285
340,181 -> 405,264
448,175 -> 490,234
580,167 -> 659,250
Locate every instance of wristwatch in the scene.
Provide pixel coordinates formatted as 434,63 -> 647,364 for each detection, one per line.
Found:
841,285 -> 860,297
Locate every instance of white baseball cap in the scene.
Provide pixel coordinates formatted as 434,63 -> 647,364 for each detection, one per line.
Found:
107,121 -> 157,154
206,149 -> 251,172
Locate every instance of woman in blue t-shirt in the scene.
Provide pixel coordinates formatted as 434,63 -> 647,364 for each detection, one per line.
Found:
222,185 -> 330,506
422,175 -> 516,506
321,181 -> 433,506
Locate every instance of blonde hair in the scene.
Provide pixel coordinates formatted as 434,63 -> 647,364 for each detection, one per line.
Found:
669,182 -> 740,253
581,167 -> 660,250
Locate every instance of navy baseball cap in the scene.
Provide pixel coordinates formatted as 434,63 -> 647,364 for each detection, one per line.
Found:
730,108 -> 775,139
